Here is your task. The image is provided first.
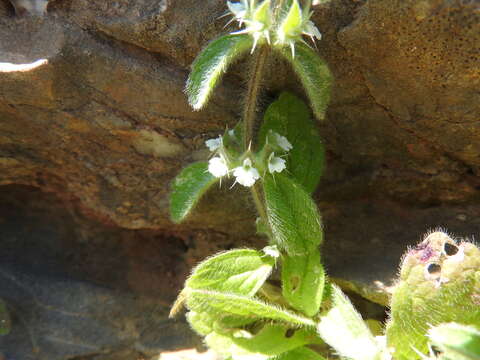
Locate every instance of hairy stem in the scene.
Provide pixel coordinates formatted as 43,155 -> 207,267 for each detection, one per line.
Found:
242,45 -> 269,150
242,44 -> 270,228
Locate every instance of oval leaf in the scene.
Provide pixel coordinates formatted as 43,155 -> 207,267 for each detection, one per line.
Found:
263,174 -> 323,255
205,324 -> 319,360
169,162 -> 218,223
278,43 -> 333,120
282,249 -> 325,317
259,92 -> 326,193
186,289 -> 315,327
186,34 -> 254,110
186,249 -> 275,297
274,347 -> 327,360
317,285 -> 384,360
428,323 -> 480,360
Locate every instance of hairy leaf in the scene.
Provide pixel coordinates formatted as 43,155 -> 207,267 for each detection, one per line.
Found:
259,92 -> 326,192
263,174 -> 323,255
282,249 -> 325,317
278,43 -> 332,120
186,249 -> 275,297
205,324 -> 320,360
169,162 -> 218,223
317,284 -> 384,360
273,347 -> 327,360
428,323 -> 480,360
186,34 -> 253,110
186,289 -> 315,327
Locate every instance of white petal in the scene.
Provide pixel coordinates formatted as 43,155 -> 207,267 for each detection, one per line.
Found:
268,154 -> 286,173
205,136 -> 222,151
274,133 -> 293,151
233,159 -> 260,187
208,157 -> 229,177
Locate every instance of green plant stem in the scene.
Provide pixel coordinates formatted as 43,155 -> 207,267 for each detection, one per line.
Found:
242,45 -> 270,228
242,45 -> 269,151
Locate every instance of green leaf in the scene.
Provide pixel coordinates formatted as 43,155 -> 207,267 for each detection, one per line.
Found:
317,284 -> 384,360
186,249 -> 275,297
205,324 -> 320,360
278,43 -> 333,120
169,162 -> 218,223
186,34 -> 254,110
259,92 -> 326,193
0,299 -> 11,336
428,323 -> 480,360
186,311 -> 257,336
263,173 -> 323,255
282,249 -> 325,317
186,289 -> 315,327
273,347 -> 327,360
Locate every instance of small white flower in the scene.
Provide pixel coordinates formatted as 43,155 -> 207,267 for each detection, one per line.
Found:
228,129 -> 235,137
205,136 -> 222,152
229,0 -> 272,53
268,153 -> 286,173
276,0 -> 322,57
208,156 -> 229,177
233,158 -> 260,187
274,133 -> 293,151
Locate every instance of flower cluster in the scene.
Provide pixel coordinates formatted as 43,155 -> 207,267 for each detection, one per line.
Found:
227,0 -> 322,57
206,129 -> 292,187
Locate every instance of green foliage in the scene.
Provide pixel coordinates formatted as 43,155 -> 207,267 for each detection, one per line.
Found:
169,162 -> 217,223
281,250 -> 325,317
186,34 -> 253,110
274,347 -> 327,360
186,289 -> 315,327
386,232 -> 480,359
263,173 -> 323,255
316,284 -> 385,360
278,42 -> 333,120
259,92 -> 326,193
186,248 -> 276,296
428,323 -> 480,360
205,324 -> 320,360
0,298 -> 10,336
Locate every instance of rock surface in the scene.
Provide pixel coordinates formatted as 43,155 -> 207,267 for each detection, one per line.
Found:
0,0 -> 479,358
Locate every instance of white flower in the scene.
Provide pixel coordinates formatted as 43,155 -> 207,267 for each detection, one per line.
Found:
205,136 -> 222,152
274,133 -> 293,151
228,0 -> 272,53
268,153 -> 286,173
233,158 -> 260,187
208,156 -> 229,177
276,0 -> 322,57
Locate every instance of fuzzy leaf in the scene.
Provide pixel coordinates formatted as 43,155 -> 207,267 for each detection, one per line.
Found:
186,289 -> 315,327
205,324 -> 320,360
169,162 -> 218,223
278,43 -> 332,120
317,284 -> 384,360
186,249 -> 275,297
273,347 -> 327,360
263,173 -> 323,255
186,34 -> 253,110
259,92 -> 326,193
386,234 -> 480,360
186,311 -> 256,336
428,323 -> 480,360
282,249 -> 325,317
